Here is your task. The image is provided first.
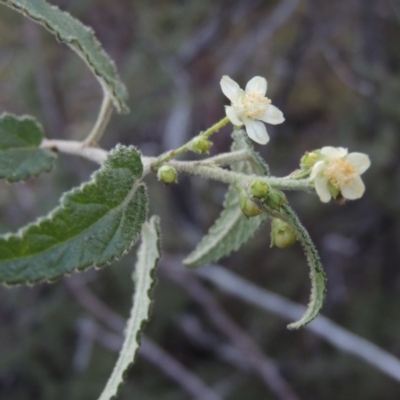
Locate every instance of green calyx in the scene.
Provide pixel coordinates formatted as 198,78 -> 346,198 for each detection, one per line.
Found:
300,151 -> 319,169
327,181 -> 340,199
264,188 -> 287,211
249,179 -> 269,199
157,165 -> 178,184
271,218 -> 297,249
189,137 -> 213,154
239,189 -> 263,218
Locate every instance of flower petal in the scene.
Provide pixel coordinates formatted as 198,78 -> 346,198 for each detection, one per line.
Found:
321,146 -> 348,159
346,153 -> 371,175
310,160 -> 326,180
340,176 -> 365,200
244,119 -> 269,145
258,104 -> 285,125
245,76 -> 267,95
225,106 -> 243,126
314,177 -> 331,203
220,76 -> 242,102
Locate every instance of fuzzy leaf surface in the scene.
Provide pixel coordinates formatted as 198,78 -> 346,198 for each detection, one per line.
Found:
0,113 -> 56,182
98,216 -> 161,400
0,145 -> 147,285
281,204 -> 327,329
184,129 -> 266,267
0,0 -> 128,113
257,201 -> 327,329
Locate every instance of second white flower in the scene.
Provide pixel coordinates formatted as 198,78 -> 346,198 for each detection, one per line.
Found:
310,147 -> 371,203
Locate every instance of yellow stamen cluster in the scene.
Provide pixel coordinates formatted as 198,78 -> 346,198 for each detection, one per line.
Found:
323,159 -> 355,188
242,92 -> 271,118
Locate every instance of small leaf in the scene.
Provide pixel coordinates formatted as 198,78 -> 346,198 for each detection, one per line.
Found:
0,0 -> 128,113
184,130 -> 266,267
282,205 -> 326,329
238,130 -> 270,176
98,216 -> 161,400
230,129 -> 269,176
0,113 -> 56,182
0,145 -> 147,285
258,201 -> 327,329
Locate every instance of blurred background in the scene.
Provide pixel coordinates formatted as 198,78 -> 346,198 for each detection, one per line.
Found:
1,0 -> 400,399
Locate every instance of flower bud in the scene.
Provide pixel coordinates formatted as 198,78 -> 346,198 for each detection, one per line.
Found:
157,165 -> 178,184
239,191 -> 262,218
271,218 -> 297,249
189,137 -> 213,154
249,180 -> 269,199
265,189 -> 286,211
300,151 -> 319,169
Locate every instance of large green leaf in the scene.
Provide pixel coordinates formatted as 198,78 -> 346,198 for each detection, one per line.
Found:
184,130 -> 267,267
0,113 -> 56,182
0,145 -> 147,285
98,216 -> 161,400
0,0 -> 128,113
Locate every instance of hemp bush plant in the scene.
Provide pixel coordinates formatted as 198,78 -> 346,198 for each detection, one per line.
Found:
0,1 -> 371,399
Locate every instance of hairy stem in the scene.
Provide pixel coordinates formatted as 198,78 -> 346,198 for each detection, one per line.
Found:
167,161 -> 313,191
150,116 -> 230,170
41,139 -> 108,164
83,93 -> 114,146
200,149 -> 251,166
40,138 -> 313,193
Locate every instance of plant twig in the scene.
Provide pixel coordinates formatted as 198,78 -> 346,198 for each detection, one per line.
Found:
321,44 -> 374,96
199,149 -> 252,166
141,337 -> 222,400
162,261 -> 301,400
83,93 -> 114,146
150,116 -> 230,170
219,0 -> 300,75
66,277 -> 222,400
41,139 -> 108,164
195,264 -> 400,384
167,160 -> 313,192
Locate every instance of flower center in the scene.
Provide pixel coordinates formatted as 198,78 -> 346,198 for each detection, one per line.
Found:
323,159 -> 356,188
235,92 -> 271,119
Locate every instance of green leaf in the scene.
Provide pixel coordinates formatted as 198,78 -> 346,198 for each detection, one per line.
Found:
98,216 -> 161,400
239,130 -> 270,176
184,130 -> 266,268
0,145 -> 147,285
0,113 -> 56,182
282,205 -> 326,329
0,0 -> 128,113
258,201 -> 327,329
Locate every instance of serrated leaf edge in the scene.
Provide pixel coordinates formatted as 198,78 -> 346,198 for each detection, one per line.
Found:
183,130 -> 267,267
0,145 -> 147,286
258,202 -> 327,329
98,215 -> 161,400
183,187 -> 265,267
0,113 -> 57,182
0,0 -> 128,113
283,204 -> 326,329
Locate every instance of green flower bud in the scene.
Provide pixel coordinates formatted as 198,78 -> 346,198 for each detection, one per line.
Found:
189,137 -> 213,154
265,189 -> 286,211
157,165 -> 178,184
300,151 -> 319,169
249,180 -> 269,199
239,191 -> 262,218
271,218 -> 297,249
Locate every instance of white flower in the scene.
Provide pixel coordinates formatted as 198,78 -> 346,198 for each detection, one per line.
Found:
220,75 -> 284,145
310,146 -> 371,203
